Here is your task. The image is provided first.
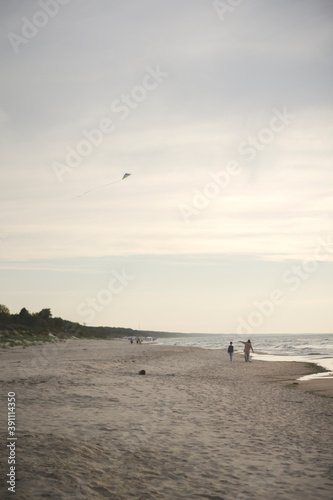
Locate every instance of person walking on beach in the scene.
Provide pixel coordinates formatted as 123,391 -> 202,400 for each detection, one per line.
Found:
238,339 -> 254,362
227,341 -> 234,361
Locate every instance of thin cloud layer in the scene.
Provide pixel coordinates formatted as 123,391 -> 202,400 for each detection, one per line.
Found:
1,0 -> 332,332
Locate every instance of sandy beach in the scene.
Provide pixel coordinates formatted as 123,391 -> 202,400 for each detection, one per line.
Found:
1,339 -> 332,500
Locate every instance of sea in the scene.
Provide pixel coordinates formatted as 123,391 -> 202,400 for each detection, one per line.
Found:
154,333 -> 333,381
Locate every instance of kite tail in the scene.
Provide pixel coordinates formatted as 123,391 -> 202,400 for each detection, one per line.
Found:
73,179 -> 122,199
73,173 -> 131,199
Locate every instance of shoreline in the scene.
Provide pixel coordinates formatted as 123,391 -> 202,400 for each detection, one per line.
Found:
252,352 -> 333,379
153,341 -> 333,397
153,333 -> 333,381
1,339 -> 332,499
1,336 -> 333,397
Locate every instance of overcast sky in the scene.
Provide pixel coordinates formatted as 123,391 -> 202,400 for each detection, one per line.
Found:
1,0 -> 332,334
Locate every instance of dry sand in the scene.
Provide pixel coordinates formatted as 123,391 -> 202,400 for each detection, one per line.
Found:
0,339 -> 332,500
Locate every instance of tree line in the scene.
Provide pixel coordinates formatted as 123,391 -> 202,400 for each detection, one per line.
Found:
0,304 -> 136,339
0,304 -> 187,340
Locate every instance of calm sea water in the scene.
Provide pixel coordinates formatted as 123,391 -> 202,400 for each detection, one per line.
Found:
154,333 -> 333,380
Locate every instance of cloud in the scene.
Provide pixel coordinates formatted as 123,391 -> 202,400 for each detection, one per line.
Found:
1,0 -> 332,332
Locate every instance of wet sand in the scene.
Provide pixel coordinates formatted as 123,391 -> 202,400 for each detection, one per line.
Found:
0,339 -> 332,499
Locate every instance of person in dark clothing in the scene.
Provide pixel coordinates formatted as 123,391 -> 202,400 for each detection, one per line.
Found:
227,341 -> 234,361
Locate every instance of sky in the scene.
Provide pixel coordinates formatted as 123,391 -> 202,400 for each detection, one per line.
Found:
1,0 -> 332,334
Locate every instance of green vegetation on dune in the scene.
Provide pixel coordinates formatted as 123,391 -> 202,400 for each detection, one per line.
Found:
0,304 -> 186,348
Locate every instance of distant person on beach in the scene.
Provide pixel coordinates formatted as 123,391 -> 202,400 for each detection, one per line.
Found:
238,339 -> 254,362
227,341 -> 234,361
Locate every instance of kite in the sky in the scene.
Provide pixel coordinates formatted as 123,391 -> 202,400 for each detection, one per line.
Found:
73,173 -> 131,199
